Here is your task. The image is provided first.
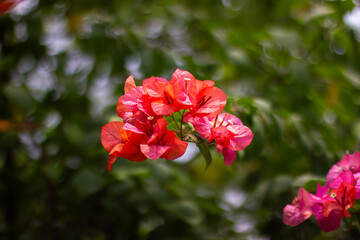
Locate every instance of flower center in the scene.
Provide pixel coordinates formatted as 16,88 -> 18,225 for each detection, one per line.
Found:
196,95 -> 211,109
184,78 -> 191,90
157,134 -> 167,145
164,91 -> 174,104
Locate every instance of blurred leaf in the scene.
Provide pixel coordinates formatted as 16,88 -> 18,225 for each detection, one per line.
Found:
300,5 -> 334,22
4,85 -> 35,112
163,200 -> 204,226
197,142 -> 212,169
251,115 -> 264,152
71,169 -> 106,198
112,166 -> 151,181
42,163 -> 63,182
237,97 -> 257,115
343,68 -> 360,89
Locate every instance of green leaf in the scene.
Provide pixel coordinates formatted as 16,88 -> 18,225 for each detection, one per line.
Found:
303,179 -> 326,193
237,97 -> 257,115
197,143 -> 212,169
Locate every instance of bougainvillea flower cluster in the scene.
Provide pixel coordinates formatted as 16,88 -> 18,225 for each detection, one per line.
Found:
283,152 -> 360,232
101,69 -> 254,171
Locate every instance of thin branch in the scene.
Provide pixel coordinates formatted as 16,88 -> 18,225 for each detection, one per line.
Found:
179,111 -> 185,139
170,113 -> 181,131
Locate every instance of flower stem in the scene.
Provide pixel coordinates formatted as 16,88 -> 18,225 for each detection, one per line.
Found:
170,114 -> 181,132
213,115 -> 218,128
179,110 -> 185,139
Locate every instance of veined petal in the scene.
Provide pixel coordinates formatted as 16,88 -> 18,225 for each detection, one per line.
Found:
140,144 -> 170,160
338,152 -> 360,172
322,200 -> 343,218
326,164 -> 345,185
109,143 -> 126,155
283,188 -> 313,226
110,142 -> 142,159
314,208 -> 342,232
101,121 -> 126,152
170,69 -> 196,106
107,154 -> 118,172
188,116 -> 212,138
127,152 -> 148,162
298,188 -> 312,211
117,86 -> 151,123
151,102 -> 178,116
219,146 -> 236,165
124,75 -> 136,93
327,152 -> 360,184
143,76 -> 169,98
123,122 -> 146,135
211,126 -> 232,146
229,126 -> 254,151
143,76 -> 168,85
354,172 -> 360,199
283,204 -> 312,226
194,86 -> 227,118
315,182 -> 330,198
202,80 -> 215,87
161,131 -> 188,160
334,181 -> 356,207
331,171 -> 355,189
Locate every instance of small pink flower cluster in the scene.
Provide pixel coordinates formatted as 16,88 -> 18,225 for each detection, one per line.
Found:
101,69 -> 254,171
283,152 -> 360,232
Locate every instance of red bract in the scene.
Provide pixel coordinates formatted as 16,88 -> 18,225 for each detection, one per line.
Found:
283,188 -> 313,226
101,121 -> 147,171
124,118 -> 187,160
323,181 -> 355,218
117,76 -> 158,124
144,118 -> 188,160
189,82 -> 227,119
182,79 -> 227,120
142,76 -> 182,116
166,68 -> 226,118
170,69 -> 197,107
188,113 -> 253,165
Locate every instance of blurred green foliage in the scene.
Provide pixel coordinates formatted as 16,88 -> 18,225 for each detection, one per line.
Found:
1,0 -> 360,239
